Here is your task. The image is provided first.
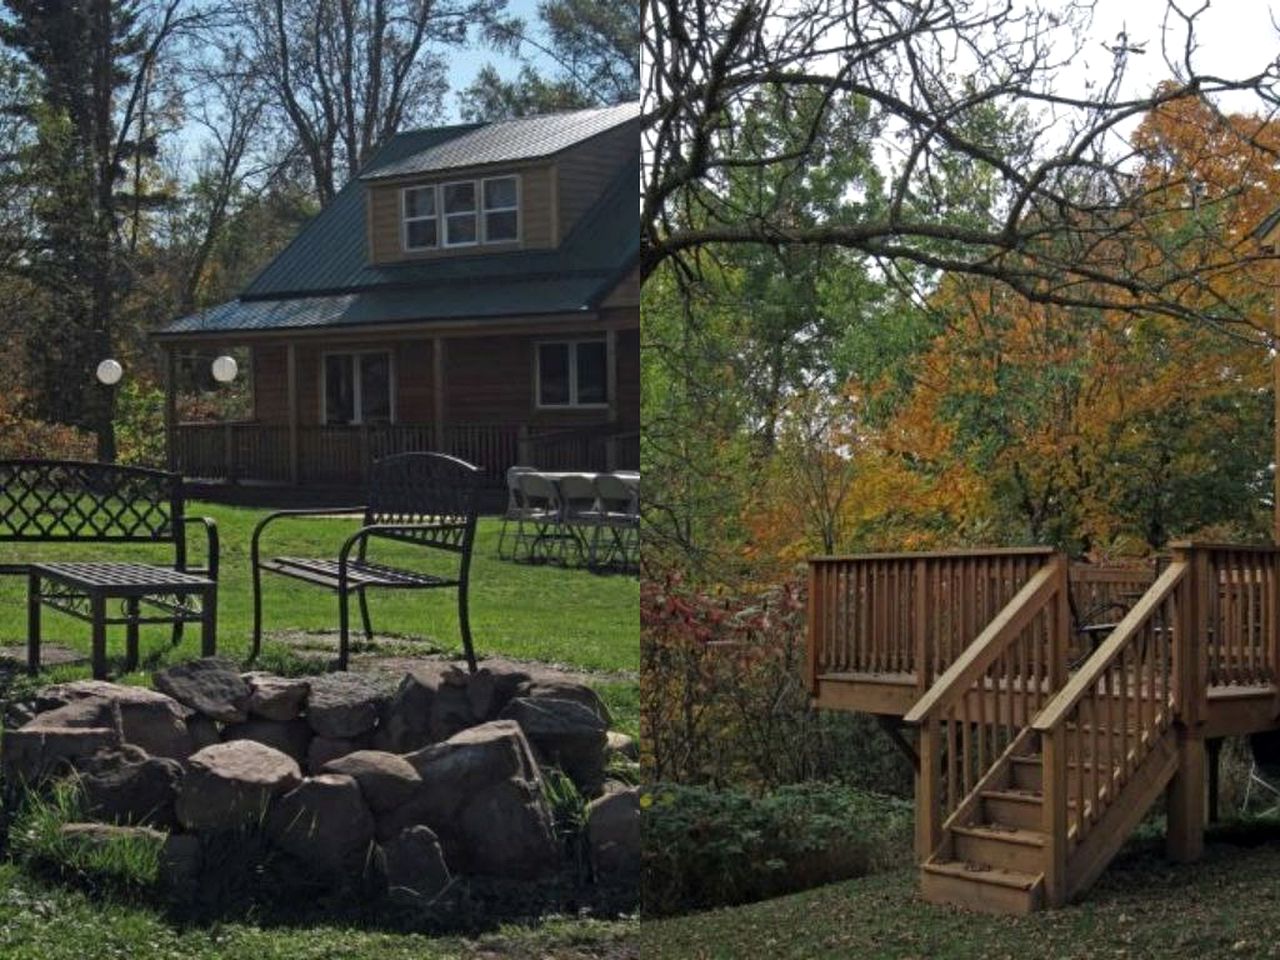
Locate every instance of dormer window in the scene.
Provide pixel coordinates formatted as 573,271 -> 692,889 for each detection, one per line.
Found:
483,176 -> 519,242
399,175 -> 521,253
443,181 -> 478,246
402,186 -> 438,250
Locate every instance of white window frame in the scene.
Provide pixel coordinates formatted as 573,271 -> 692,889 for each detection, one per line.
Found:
481,174 -> 521,244
320,349 -> 397,425
535,338 -> 609,410
441,180 -> 479,248
400,185 -> 438,252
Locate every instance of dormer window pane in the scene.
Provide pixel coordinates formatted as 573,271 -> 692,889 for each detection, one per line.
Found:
402,185 -> 437,250
483,176 -> 519,243
443,182 -> 478,246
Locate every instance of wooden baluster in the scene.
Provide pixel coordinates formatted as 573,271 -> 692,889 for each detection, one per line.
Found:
1089,692 -> 1099,826
1105,659 -> 1116,803
914,558 -> 927,687
960,690 -> 972,798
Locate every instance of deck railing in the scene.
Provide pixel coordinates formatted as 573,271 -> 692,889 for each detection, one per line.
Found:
172,421 -> 637,486
1199,544 -> 1280,688
806,548 -> 1056,693
903,558 -> 1071,859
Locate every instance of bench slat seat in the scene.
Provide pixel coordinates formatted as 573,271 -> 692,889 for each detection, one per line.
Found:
259,557 -> 460,591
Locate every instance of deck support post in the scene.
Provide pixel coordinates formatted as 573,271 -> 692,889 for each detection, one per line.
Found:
1207,737 -> 1222,823
1041,726 -> 1068,907
914,717 -> 941,862
1166,725 -> 1205,863
286,342 -> 299,486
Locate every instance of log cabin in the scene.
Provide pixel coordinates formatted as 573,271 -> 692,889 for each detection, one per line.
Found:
154,102 -> 640,497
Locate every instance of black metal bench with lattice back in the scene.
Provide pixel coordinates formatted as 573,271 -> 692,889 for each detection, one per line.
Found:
0,460 -> 219,678
250,452 -> 481,671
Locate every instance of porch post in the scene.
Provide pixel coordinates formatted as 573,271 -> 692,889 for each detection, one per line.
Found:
286,342 -> 299,486
433,337 -> 446,449
163,346 -> 177,472
606,329 -> 618,425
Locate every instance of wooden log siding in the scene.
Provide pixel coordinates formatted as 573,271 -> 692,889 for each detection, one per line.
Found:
806,548 -> 1056,694
556,121 -> 640,236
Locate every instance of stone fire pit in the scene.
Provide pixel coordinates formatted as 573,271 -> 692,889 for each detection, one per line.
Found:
1,658 -> 639,902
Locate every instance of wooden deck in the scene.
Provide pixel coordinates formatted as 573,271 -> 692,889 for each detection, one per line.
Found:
807,543 -> 1280,913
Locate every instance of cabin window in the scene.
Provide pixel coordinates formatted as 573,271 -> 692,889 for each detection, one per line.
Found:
536,339 -> 608,408
323,351 -> 393,424
402,186 -> 438,250
483,176 -> 519,242
442,181 -> 478,246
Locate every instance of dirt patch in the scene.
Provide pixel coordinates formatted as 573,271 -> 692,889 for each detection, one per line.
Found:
0,644 -> 86,667
267,629 -> 636,686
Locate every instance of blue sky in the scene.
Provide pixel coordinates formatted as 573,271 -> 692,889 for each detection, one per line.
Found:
443,0 -> 557,121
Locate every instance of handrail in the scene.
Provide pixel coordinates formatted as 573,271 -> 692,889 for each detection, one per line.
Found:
905,563 -> 1061,725
1031,560 -> 1187,734
810,546 -> 1055,563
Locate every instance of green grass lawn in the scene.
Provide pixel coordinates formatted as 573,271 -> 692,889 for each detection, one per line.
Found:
0,862 -> 635,959
640,821 -> 1280,959
0,501 -> 637,675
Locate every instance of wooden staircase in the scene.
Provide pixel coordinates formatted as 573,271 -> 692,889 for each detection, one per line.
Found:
919,721 -> 1181,914
801,542 -> 1280,914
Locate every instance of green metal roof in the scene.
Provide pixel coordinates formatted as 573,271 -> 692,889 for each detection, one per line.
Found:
361,102 -> 639,180
160,108 -> 638,339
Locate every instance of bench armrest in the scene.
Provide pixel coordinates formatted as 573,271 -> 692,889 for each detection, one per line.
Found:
181,516 -> 220,581
251,507 -> 367,570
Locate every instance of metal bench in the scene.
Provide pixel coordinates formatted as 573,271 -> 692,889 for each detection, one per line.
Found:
250,452 -> 481,671
0,459 -> 219,678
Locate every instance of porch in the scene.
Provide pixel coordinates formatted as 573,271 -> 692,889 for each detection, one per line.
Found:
169,420 -> 640,489
806,544 -> 1280,912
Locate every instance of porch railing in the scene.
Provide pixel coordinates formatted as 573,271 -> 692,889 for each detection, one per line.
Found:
171,421 -> 639,487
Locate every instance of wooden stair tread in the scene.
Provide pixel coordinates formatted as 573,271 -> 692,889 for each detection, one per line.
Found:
923,859 -> 1042,890
981,788 -> 1040,803
952,823 -> 1045,846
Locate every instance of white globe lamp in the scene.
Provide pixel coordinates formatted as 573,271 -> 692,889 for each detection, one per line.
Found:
95,359 -> 123,386
211,355 -> 238,384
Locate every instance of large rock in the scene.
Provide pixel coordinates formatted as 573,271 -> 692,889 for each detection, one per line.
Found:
606,731 -> 639,761
267,773 -> 376,875
585,786 -> 640,878
456,778 -> 558,878
244,674 -> 310,723
58,822 -> 167,847
321,750 -> 421,814
160,833 -> 202,902
377,664 -> 474,753
2,699 -> 123,784
174,741 -> 301,830
386,720 -> 556,878
154,658 -> 250,724
305,674 -> 388,739
75,746 -> 183,828
499,697 -> 608,793
307,734 -> 372,773
380,826 -> 451,904
186,714 -> 221,751
222,718 -> 312,766
514,679 -> 611,726
36,680 -> 193,761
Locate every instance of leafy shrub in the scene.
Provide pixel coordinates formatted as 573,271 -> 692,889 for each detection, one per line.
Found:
114,378 -> 167,467
642,571 -> 912,794
0,392 -> 94,459
642,782 -> 912,916
9,779 -> 162,893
